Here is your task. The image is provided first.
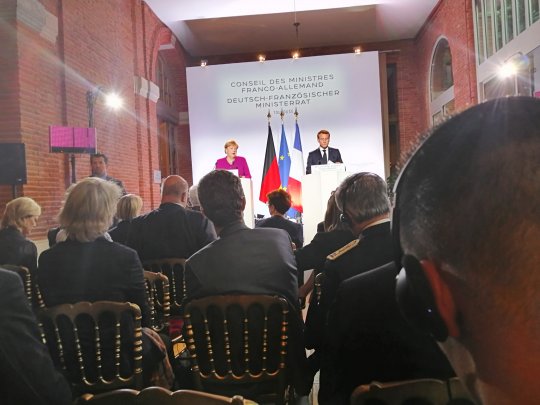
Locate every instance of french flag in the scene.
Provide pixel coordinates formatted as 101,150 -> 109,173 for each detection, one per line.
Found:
288,121 -> 303,213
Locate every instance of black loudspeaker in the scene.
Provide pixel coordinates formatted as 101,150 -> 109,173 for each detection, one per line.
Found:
0,143 -> 27,185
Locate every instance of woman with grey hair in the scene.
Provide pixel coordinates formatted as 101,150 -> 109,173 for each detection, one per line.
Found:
0,196 -> 41,274
38,178 -> 167,387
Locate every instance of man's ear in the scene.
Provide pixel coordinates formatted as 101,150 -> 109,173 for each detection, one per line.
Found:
180,192 -> 188,205
240,196 -> 246,212
420,260 -> 460,338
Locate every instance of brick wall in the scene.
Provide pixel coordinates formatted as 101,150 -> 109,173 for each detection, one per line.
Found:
0,0 -> 477,239
0,0 -> 189,238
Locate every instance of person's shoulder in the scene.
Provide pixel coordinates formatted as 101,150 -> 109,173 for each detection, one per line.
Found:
341,262 -> 396,293
327,238 -> 361,261
0,267 -> 21,285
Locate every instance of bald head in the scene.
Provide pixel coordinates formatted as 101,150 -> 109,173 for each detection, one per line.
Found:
161,175 -> 189,206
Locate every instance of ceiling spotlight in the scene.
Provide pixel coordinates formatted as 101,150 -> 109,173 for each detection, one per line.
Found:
258,55 -> 266,62
200,59 -> 208,67
292,51 -> 300,60
354,47 -> 362,55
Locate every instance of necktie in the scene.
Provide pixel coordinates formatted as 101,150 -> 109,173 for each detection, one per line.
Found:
322,149 -> 328,164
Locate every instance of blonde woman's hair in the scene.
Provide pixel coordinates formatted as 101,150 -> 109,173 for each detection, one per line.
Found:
116,194 -> 143,221
224,139 -> 239,151
59,177 -> 121,242
1,197 -> 41,230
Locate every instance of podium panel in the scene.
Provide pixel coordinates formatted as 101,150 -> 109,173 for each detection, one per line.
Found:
241,178 -> 254,228
302,168 -> 349,244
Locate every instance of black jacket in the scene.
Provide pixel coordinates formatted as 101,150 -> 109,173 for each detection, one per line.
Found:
127,202 -> 216,262
318,262 -> 455,404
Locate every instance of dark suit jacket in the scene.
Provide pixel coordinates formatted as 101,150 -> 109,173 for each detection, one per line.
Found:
322,221 -> 394,311
185,221 -> 311,394
38,238 -> 150,324
255,215 -> 304,248
109,219 -> 133,245
294,229 -> 354,273
306,222 -> 393,350
127,202 -> 216,262
318,263 -> 455,404
306,147 -> 343,174
0,268 -> 72,405
0,226 -> 38,274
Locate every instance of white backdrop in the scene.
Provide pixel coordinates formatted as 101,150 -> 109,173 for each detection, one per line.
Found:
187,52 -> 384,216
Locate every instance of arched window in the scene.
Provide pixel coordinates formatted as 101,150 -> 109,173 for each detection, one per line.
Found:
430,38 -> 455,125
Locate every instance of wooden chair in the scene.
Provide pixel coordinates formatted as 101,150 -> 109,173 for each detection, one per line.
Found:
184,295 -> 291,405
143,270 -> 171,333
350,378 -> 477,405
0,264 -> 44,308
36,301 -> 144,395
76,387 -> 256,404
143,258 -> 187,317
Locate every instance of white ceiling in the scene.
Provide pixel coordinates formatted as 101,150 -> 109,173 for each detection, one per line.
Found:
144,0 -> 439,57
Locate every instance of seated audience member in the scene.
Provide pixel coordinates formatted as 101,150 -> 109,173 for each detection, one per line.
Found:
185,170 -> 311,395
294,191 -> 354,300
109,193 -> 143,245
395,97 -> 540,405
256,189 -> 303,248
304,173 -> 394,372
187,184 -> 201,211
38,178 -> 169,387
320,172 -> 394,313
318,263 -> 454,404
0,197 -> 41,274
128,175 -> 216,262
0,267 -> 72,404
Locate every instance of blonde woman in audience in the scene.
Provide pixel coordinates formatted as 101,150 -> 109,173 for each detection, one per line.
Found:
38,178 -> 171,388
109,193 -> 143,245
0,196 -> 41,274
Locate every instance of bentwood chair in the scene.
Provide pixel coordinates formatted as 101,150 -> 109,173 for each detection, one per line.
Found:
350,378 -> 477,405
143,270 -> 171,334
143,258 -> 187,317
0,264 -> 44,308
36,301 -> 144,395
76,387 -> 256,405
184,295 -> 292,405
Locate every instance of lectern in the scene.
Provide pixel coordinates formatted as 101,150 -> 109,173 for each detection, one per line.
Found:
302,164 -> 349,244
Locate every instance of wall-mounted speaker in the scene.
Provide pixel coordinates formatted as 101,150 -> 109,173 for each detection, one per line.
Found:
0,143 -> 27,185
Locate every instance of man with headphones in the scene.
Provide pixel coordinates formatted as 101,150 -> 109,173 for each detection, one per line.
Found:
320,172 -> 394,312
394,97 -> 540,404
304,173 -> 394,364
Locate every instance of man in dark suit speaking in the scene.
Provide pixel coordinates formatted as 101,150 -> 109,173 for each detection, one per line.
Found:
306,129 -> 343,174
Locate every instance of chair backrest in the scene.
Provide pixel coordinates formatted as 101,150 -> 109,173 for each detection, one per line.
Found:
36,300 -> 143,395
143,258 -> 186,316
77,387 -> 254,405
314,271 -> 325,305
143,270 -> 171,333
351,379 -> 448,405
184,295 -> 290,404
447,378 -> 477,404
0,263 -> 44,308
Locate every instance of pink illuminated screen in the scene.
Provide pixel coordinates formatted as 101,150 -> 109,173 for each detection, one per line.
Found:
49,126 -> 97,154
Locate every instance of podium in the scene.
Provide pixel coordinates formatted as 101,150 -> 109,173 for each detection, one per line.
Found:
302,165 -> 349,244
241,177 -> 255,228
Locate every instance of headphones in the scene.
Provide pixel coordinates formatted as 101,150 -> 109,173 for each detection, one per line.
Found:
392,149 -> 449,342
338,172 -> 369,225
